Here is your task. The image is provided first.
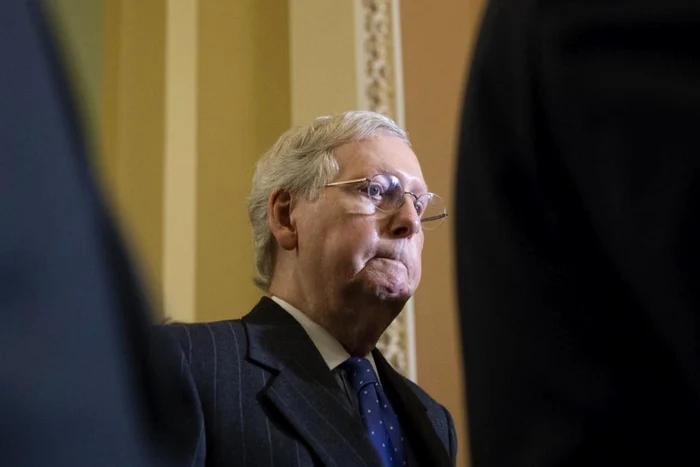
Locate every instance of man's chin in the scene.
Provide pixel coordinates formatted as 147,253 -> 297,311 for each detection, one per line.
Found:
344,275 -> 413,304
367,279 -> 414,304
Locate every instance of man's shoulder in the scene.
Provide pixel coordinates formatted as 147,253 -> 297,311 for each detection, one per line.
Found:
160,318 -> 244,334
401,375 -> 446,413
155,298 -> 272,345
152,318 -> 246,362
157,296 -> 282,342
399,375 -> 457,456
374,349 -> 453,421
402,374 -> 455,427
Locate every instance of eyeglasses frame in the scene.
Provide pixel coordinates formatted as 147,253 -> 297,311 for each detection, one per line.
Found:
324,175 -> 448,225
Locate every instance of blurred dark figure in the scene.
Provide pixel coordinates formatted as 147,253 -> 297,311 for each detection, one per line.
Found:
457,1 -> 700,466
0,1 -> 188,465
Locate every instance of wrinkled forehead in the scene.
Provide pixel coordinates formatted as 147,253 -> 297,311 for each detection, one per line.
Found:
333,136 -> 427,192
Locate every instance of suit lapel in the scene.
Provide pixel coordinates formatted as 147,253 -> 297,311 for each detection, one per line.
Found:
243,298 -> 382,467
373,350 -> 452,467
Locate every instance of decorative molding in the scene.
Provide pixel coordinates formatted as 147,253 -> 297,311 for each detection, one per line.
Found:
378,305 -> 412,378
362,0 -> 396,121
356,0 -> 416,381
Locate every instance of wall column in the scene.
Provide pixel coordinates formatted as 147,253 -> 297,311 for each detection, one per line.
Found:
162,0 -> 198,322
100,0 -> 167,310
194,1 -> 291,322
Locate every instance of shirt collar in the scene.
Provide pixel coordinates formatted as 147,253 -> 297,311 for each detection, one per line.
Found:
271,296 -> 380,378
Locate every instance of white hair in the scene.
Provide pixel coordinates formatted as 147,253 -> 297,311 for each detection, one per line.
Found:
247,110 -> 410,291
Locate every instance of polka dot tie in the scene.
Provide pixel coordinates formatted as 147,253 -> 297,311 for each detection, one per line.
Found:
342,357 -> 405,467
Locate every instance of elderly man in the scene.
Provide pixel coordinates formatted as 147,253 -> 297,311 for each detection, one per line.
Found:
156,111 -> 455,467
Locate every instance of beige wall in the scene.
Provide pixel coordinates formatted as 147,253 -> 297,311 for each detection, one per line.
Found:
195,1 -> 290,322
98,1 -> 290,321
100,0 -> 167,309
401,2 -> 487,466
289,0 -> 358,125
45,0 -> 104,154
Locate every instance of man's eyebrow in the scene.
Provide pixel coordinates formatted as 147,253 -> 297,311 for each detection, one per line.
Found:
372,167 -> 429,192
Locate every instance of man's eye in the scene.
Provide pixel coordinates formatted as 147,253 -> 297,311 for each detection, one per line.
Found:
415,200 -> 427,216
367,183 -> 384,199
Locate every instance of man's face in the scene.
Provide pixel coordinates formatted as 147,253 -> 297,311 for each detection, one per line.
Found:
291,135 -> 425,313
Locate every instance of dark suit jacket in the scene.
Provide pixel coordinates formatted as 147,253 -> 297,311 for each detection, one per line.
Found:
457,1 -> 700,466
1,1 -> 186,466
155,297 -> 456,467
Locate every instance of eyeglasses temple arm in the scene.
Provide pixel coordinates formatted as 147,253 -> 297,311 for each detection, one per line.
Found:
421,212 -> 448,223
324,177 -> 370,187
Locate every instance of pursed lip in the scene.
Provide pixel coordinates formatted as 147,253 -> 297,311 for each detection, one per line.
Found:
371,251 -> 407,269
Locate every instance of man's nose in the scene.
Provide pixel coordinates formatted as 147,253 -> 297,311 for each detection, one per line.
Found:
388,195 -> 421,238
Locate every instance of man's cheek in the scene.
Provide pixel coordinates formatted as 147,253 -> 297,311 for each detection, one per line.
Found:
410,256 -> 422,280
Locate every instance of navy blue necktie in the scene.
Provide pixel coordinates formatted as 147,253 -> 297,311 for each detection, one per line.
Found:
342,357 -> 405,467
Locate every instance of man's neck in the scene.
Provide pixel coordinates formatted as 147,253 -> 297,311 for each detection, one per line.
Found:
268,281 -> 405,356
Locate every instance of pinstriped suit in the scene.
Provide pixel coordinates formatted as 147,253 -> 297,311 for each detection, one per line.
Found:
155,297 -> 456,467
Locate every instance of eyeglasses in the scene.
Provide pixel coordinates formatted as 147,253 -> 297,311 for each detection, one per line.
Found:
325,173 -> 448,230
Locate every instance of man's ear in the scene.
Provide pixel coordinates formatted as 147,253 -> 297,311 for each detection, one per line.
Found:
268,190 -> 297,251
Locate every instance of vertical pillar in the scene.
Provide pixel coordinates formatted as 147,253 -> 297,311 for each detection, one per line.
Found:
100,0 -> 167,309
162,0 -> 198,322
